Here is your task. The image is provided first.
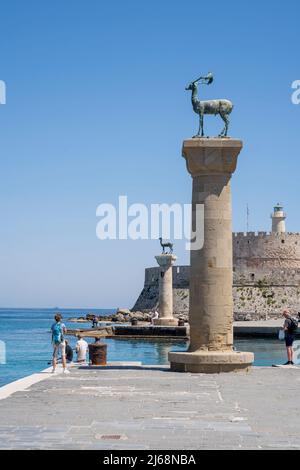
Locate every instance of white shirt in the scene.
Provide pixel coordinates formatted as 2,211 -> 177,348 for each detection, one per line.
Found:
76,339 -> 88,361
151,311 -> 159,324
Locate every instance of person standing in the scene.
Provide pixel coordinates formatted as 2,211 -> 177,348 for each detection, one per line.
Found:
51,313 -> 70,374
65,339 -> 73,363
75,335 -> 88,363
282,309 -> 298,365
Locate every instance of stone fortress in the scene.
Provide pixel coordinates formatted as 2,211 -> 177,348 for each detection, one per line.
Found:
133,204 -> 300,321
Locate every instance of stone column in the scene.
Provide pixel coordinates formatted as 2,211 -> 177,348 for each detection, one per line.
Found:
169,138 -> 254,373
153,254 -> 178,326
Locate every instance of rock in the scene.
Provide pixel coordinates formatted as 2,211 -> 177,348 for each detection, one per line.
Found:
86,313 -> 96,320
111,313 -> 126,323
133,311 -> 147,320
117,308 -> 131,315
98,315 -> 112,321
128,311 -> 151,322
129,312 -> 136,318
143,313 -> 152,322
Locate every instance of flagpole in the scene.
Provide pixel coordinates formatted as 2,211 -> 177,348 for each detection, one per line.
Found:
246,204 -> 249,232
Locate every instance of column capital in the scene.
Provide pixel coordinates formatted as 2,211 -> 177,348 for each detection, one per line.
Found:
182,138 -> 243,177
155,254 -> 177,269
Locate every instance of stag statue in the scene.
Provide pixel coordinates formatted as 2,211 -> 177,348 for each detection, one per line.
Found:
185,73 -> 233,138
159,237 -> 173,254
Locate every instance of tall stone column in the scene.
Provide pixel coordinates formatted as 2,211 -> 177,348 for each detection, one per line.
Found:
153,254 -> 178,326
169,138 -> 254,373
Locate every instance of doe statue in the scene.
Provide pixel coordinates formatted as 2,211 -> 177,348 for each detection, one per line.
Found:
185,73 -> 233,138
159,237 -> 173,254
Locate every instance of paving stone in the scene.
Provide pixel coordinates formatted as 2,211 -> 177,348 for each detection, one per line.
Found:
1,366 -> 300,449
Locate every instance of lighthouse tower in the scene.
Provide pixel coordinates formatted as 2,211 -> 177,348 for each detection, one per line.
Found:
271,203 -> 286,233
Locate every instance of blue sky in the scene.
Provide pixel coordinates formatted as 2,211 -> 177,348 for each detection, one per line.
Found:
0,0 -> 299,308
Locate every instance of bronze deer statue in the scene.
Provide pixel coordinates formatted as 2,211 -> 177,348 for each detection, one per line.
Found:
159,237 -> 173,254
185,73 -> 233,138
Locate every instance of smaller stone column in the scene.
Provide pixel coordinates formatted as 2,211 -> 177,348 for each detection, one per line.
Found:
153,254 -> 178,326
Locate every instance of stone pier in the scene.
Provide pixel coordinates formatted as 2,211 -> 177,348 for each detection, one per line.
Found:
153,254 -> 178,326
2,366 -> 300,449
169,138 -> 254,373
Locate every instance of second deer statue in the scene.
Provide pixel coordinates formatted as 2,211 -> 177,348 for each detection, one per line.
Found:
159,237 -> 173,254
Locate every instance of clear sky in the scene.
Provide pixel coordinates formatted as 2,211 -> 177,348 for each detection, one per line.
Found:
0,0 -> 299,308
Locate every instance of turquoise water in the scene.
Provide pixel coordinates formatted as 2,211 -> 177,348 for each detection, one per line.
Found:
0,309 -> 289,387
0,308 -> 114,387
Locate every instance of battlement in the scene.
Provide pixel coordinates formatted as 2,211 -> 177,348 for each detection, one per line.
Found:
233,231 -> 300,237
140,232 -> 300,292
234,231 -> 270,237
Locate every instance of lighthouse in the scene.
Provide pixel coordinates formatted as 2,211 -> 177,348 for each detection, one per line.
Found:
271,203 -> 286,233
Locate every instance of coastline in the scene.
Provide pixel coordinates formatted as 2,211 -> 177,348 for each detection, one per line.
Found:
0,318 -> 290,390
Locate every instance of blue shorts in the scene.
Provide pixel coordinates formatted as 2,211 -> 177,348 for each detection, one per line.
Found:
285,333 -> 295,347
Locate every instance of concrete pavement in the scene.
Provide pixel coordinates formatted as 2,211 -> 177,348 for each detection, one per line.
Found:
0,365 -> 300,450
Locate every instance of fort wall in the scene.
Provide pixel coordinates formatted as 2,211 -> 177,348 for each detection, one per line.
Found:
132,232 -> 300,319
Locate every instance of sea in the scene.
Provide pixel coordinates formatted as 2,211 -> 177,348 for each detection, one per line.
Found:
0,308 -> 290,388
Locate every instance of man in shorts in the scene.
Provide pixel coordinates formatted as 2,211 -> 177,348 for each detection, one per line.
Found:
282,309 -> 297,365
51,313 -> 70,374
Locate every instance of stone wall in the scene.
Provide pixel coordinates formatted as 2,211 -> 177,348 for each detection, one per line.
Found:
133,266 -> 189,314
233,231 -> 300,277
132,233 -> 300,319
143,266 -> 189,289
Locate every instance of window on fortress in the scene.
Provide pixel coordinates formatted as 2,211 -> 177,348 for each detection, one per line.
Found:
250,273 -> 255,280
281,240 -> 285,244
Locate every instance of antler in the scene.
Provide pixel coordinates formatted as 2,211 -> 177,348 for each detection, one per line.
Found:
192,76 -> 205,84
192,73 -> 214,85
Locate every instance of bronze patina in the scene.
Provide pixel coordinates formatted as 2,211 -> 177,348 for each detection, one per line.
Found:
159,237 -> 173,254
185,73 -> 233,138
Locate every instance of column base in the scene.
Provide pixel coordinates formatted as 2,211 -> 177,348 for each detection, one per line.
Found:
153,318 -> 178,327
168,350 -> 254,374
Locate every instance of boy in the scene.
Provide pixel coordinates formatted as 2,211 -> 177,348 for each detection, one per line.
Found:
51,313 -> 70,374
